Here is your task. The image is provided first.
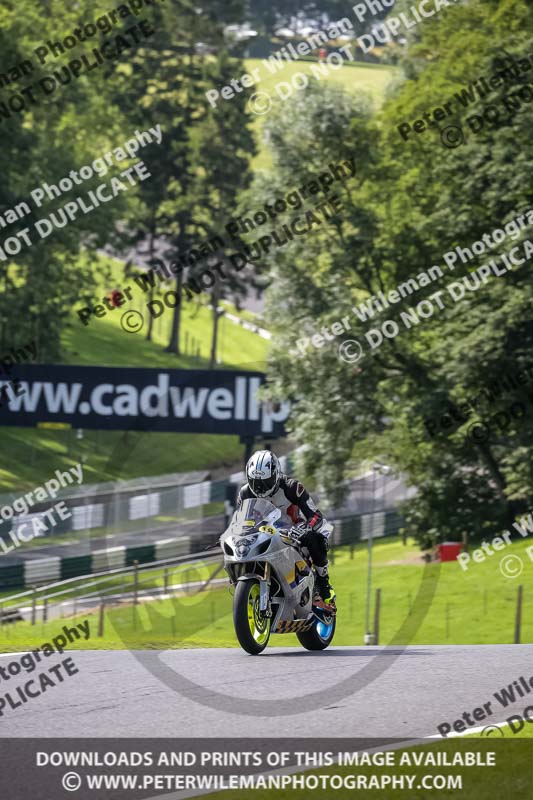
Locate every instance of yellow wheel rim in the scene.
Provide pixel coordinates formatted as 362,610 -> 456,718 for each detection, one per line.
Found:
247,583 -> 270,644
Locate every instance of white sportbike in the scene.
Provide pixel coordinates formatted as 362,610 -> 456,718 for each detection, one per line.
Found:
220,497 -> 336,655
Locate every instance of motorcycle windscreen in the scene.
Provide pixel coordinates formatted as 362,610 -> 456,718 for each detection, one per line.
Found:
227,498 -> 288,536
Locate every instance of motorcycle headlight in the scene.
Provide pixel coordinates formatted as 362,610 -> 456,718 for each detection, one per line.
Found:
231,534 -> 258,555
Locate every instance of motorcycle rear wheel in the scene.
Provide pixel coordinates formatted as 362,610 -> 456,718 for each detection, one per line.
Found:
234,579 -> 271,655
297,615 -> 336,650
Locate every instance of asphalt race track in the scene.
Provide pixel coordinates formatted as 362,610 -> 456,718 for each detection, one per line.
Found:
1,644 -> 532,738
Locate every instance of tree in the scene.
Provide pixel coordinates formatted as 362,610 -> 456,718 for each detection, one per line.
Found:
0,0 -> 135,359
255,0 -> 533,545
109,2 -> 255,359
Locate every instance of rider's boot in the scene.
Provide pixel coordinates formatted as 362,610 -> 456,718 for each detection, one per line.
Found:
313,564 -> 336,611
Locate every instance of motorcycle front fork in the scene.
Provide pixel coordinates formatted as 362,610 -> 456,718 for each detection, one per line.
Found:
259,562 -> 271,615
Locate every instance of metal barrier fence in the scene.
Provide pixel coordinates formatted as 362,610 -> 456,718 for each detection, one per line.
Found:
0,549 -> 222,625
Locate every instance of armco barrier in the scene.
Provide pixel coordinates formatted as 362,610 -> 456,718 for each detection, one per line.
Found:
0,562 -> 24,589
0,470 -> 215,547
91,546 -> 127,573
24,556 -> 61,586
126,543 -> 156,566
154,538 -> 191,560
60,554 -> 93,580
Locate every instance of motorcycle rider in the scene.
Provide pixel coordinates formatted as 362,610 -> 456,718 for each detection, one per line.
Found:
237,450 -> 335,610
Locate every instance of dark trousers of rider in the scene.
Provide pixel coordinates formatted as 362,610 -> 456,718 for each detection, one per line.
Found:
301,531 -> 329,569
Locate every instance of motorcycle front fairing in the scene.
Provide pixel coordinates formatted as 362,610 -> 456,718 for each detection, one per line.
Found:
221,498 -> 283,565
220,498 -> 281,611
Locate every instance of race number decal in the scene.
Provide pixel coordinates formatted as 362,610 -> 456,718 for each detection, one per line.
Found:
259,525 -> 276,535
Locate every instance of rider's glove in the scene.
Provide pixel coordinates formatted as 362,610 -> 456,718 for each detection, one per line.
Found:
289,522 -> 308,543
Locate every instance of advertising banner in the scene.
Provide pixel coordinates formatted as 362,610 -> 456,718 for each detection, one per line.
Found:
0,365 -> 290,436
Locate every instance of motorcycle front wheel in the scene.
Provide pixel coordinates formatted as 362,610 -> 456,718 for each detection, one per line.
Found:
297,614 -> 336,651
233,579 -> 271,655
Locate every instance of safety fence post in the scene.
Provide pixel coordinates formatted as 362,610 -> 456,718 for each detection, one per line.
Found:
514,585 -> 523,644
133,560 -> 139,606
373,588 -> 381,646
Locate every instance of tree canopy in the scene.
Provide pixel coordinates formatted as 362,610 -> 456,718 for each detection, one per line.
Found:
259,0 -> 533,544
